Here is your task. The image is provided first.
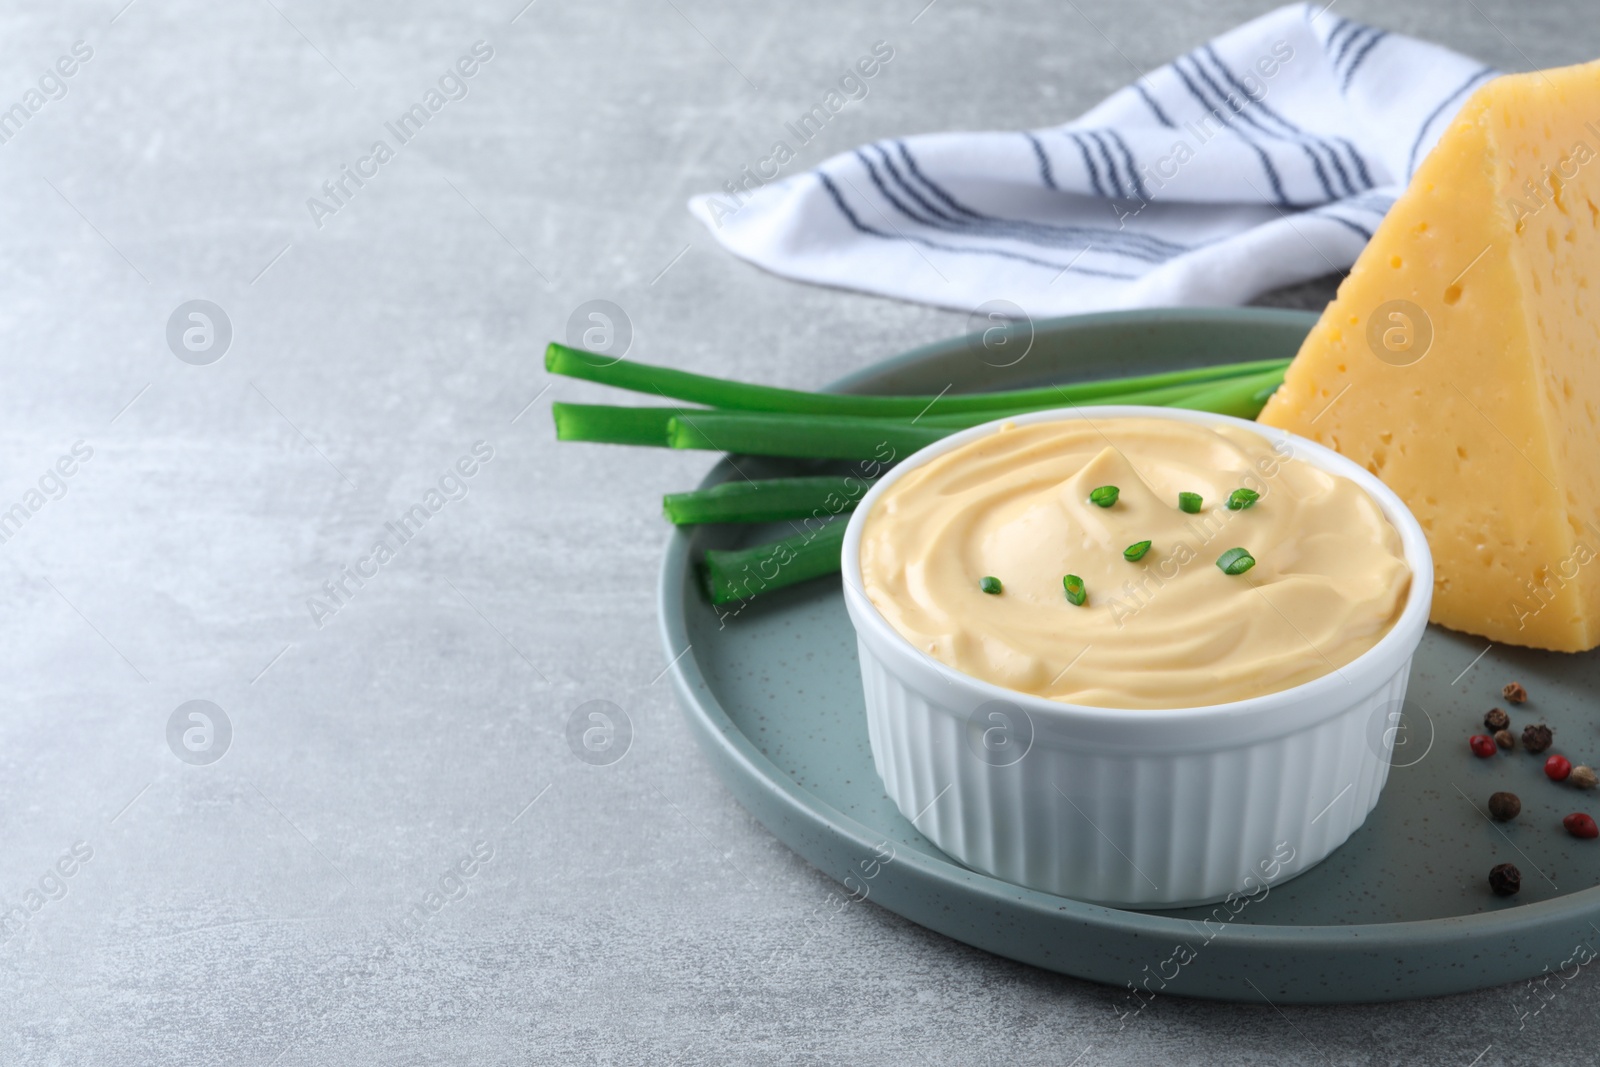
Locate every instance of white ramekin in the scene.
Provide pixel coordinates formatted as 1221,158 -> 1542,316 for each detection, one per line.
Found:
841,405 -> 1433,909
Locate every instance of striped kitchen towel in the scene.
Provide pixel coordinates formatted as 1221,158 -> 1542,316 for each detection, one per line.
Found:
687,3 -> 1498,317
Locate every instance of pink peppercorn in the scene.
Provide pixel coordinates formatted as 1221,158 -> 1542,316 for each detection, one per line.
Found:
1563,813 -> 1599,839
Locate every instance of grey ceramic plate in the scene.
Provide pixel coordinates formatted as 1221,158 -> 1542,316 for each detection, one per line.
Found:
659,307 -> 1600,1003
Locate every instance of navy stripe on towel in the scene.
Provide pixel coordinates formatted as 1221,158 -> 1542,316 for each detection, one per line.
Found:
1024,131 -> 1058,190
1067,131 -> 1110,198
1170,55 -> 1295,207
1341,30 -> 1387,88
892,141 -> 1190,257
815,171 -> 1140,279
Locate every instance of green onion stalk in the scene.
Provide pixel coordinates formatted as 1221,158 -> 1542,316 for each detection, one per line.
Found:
664,476 -> 876,525
701,520 -> 848,605
547,341 -> 1288,419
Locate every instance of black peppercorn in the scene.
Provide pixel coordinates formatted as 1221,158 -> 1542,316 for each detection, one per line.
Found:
1503,682 -> 1528,704
1485,707 -> 1510,731
1488,791 -> 1521,821
1522,723 -> 1553,754
1489,863 -> 1521,897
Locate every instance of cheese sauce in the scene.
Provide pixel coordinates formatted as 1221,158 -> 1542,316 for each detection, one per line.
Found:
858,417 -> 1411,709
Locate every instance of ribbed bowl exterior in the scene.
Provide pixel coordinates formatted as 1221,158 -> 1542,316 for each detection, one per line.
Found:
841,405 -> 1433,910
857,631 -> 1410,908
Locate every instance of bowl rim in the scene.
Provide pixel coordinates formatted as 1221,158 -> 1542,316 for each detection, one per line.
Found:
839,404 -> 1435,726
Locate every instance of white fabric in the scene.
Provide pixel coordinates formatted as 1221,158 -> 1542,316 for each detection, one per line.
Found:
687,4 -> 1497,317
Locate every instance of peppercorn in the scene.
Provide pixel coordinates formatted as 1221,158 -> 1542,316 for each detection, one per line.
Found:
1503,682 -> 1528,704
1546,755 -> 1574,782
1495,729 -> 1515,751
1489,863 -> 1522,897
1484,707 -> 1510,731
1572,766 -> 1599,790
1488,792 -> 1521,821
1563,812 -> 1599,839
1469,734 -> 1497,758
1522,723 -> 1554,754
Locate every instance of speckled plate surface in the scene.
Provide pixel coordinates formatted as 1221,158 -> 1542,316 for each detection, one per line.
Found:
660,307 -> 1600,1003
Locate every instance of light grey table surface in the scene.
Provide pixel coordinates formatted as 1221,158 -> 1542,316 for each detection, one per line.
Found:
1,1 -> 1594,1063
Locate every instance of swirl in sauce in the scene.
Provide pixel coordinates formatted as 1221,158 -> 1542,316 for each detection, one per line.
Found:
859,417 -> 1411,709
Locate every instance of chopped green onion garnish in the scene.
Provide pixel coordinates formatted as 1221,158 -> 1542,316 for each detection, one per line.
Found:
1123,540 -> 1152,562
1063,574 -> 1087,606
980,576 -> 1003,595
1178,491 -> 1203,513
1227,488 -> 1260,511
1216,547 -> 1256,575
1088,485 -> 1120,508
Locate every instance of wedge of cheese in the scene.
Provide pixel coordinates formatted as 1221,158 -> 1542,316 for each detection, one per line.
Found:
1259,61 -> 1600,652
